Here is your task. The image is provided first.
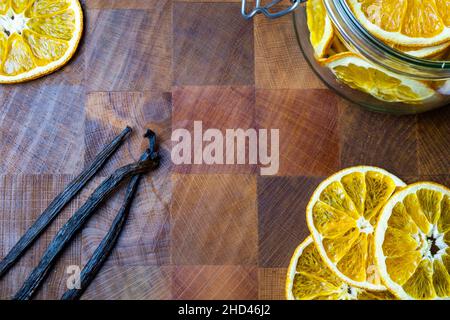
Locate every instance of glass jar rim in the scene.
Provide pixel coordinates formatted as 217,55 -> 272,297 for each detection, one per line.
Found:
324,0 -> 450,80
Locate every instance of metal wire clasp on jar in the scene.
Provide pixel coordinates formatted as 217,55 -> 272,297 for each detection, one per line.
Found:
241,0 -> 305,20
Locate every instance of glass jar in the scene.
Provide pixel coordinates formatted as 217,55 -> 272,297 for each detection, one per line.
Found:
243,0 -> 450,114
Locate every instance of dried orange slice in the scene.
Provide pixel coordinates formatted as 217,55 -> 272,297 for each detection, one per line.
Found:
0,0 -> 83,83
323,52 -> 436,103
347,0 -> 450,47
306,0 -> 334,58
394,42 -> 450,59
286,236 -> 396,300
306,166 -> 406,291
376,182 -> 450,300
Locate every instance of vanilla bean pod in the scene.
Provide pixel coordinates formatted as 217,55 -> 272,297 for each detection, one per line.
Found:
13,130 -> 160,300
61,132 -> 158,300
0,127 -> 132,280
61,176 -> 142,300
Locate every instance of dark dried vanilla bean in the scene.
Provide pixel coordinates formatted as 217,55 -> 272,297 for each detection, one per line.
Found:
13,131 -> 160,300
0,127 -> 132,280
61,175 -> 141,300
61,132 -> 159,300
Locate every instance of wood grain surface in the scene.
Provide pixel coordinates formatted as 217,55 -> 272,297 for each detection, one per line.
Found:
0,0 -> 449,300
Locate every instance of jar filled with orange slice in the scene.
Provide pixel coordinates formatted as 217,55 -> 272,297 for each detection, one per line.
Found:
295,0 -> 450,114
243,0 -> 450,114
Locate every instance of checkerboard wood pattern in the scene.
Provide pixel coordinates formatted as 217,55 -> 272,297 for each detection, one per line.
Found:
0,0 -> 449,300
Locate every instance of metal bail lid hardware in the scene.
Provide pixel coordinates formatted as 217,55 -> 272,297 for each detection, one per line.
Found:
241,0 -> 305,20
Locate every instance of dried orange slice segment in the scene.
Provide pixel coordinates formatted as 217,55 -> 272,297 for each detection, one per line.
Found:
0,0 -> 83,83
306,0 -> 334,58
306,166 -> 406,291
394,42 -> 450,59
323,52 -> 436,103
286,236 -> 396,300
347,0 -> 450,47
376,182 -> 450,300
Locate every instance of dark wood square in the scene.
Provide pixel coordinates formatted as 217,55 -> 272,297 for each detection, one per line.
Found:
258,176 -> 321,268
172,86 -> 256,174
173,2 -> 254,86
339,102 -> 418,176
417,106 -> 450,175
0,85 -> 85,174
256,89 -> 340,176
85,5 -> 172,92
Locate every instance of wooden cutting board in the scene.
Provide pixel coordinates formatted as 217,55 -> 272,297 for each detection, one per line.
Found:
0,0 -> 449,300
